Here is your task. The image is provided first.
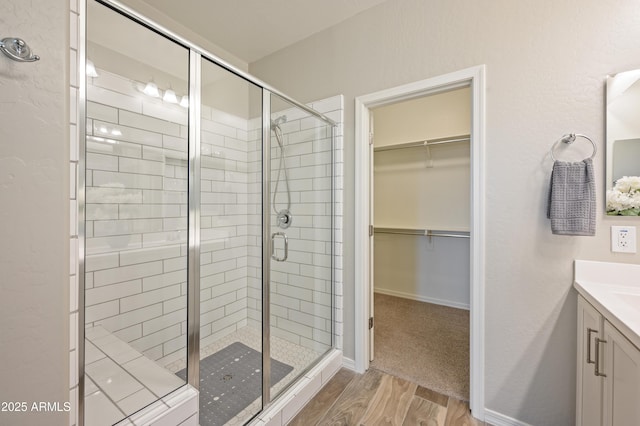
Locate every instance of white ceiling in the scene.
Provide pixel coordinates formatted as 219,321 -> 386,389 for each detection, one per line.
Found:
138,0 -> 388,63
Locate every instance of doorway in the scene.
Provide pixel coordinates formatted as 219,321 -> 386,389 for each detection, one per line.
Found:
370,86 -> 471,401
354,66 -> 486,419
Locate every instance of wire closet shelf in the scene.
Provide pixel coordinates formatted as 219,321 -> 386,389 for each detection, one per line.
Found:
373,134 -> 470,152
374,227 -> 470,239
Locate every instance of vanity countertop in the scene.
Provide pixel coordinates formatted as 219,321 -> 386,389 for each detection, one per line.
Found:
574,260 -> 640,350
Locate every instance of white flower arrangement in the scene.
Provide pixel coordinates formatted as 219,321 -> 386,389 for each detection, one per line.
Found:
606,175 -> 640,215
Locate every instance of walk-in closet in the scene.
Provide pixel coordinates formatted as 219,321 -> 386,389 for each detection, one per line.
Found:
370,86 -> 471,400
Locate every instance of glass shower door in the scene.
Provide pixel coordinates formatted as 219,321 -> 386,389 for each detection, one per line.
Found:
197,58 -> 264,426
84,2 -> 189,425
268,93 -> 334,398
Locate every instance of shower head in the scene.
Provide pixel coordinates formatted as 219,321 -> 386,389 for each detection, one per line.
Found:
271,115 -> 287,149
270,115 -> 287,130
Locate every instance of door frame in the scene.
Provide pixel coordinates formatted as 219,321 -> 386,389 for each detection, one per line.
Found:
354,65 -> 486,418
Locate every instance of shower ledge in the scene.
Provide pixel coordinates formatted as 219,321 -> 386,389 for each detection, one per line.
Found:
574,260 -> 640,350
114,385 -> 198,426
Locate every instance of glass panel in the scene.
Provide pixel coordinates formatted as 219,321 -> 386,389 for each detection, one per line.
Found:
198,58 -> 263,426
269,94 -> 334,398
84,2 -> 189,425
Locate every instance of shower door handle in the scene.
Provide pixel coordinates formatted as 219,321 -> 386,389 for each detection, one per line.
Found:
271,232 -> 288,262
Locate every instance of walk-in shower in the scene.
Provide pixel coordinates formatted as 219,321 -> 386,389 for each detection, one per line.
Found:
79,2 -> 336,425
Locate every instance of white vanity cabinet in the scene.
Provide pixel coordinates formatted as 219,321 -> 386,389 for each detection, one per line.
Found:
577,295 -> 604,426
577,294 -> 640,426
602,320 -> 640,426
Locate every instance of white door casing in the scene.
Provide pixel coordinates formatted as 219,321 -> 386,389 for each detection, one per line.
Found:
354,65 -> 486,419
369,114 -> 375,362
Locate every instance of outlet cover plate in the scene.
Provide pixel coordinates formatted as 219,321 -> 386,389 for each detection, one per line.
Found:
611,226 -> 637,253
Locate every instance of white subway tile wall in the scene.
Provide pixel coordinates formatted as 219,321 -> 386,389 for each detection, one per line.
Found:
268,96 -> 344,356
85,69 -> 185,369
84,69 -> 344,367
198,99 -> 257,352
244,102 -> 339,364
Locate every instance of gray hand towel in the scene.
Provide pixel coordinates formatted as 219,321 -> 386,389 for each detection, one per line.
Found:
547,158 -> 595,236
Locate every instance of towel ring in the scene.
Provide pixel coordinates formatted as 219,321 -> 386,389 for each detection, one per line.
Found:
550,133 -> 597,161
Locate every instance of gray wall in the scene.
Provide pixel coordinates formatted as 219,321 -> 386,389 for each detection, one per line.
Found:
0,1 -> 69,425
250,0 -> 640,424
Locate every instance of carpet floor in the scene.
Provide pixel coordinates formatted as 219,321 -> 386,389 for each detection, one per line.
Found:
370,293 -> 470,401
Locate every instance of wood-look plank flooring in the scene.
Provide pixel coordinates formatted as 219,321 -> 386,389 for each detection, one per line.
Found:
289,368 -> 486,426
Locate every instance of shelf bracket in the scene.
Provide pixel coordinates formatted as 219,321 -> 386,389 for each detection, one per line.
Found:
423,141 -> 434,168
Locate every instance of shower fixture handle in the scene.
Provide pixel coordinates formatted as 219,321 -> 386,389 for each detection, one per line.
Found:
0,37 -> 40,62
277,209 -> 293,229
271,232 -> 288,262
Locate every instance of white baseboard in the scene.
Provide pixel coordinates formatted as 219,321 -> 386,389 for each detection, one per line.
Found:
484,409 -> 533,426
374,288 -> 470,310
342,357 -> 356,371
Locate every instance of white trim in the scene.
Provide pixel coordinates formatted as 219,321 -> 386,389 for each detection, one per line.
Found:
354,97 -> 370,375
341,357 -> 356,371
354,65 -> 486,420
373,288 -> 470,311
484,409 -> 533,426
470,64 -> 487,421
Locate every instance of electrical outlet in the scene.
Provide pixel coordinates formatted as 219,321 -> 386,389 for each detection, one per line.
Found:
611,226 -> 637,253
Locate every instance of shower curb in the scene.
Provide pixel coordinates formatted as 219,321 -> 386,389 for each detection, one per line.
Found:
249,349 -> 343,426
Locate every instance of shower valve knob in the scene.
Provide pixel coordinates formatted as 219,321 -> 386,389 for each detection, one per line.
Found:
276,209 -> 293,229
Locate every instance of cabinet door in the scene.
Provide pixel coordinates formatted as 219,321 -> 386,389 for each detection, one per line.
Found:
603,320 -> 640,426
577,296 -> 604,426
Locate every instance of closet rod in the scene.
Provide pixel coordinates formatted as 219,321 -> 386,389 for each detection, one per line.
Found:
373,134 -> 470,152
374,227 -> 470,239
